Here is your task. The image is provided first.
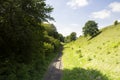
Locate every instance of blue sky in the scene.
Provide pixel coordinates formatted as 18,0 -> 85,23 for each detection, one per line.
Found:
46,0 -> 120,36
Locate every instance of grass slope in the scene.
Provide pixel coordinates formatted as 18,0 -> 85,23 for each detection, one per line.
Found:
62,24 -> 120,80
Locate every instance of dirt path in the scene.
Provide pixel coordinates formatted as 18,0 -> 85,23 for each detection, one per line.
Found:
43,49 -> 63,80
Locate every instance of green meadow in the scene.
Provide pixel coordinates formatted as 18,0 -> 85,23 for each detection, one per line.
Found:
62,24 -> 120,80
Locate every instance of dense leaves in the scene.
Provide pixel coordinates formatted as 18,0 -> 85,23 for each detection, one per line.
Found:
0,0 -> 60,80
42,23 -> 61,51
70,32 -> 77,41
58,33 -> 64,42
83,20 -> 99,38
64,32 -> 77,43
42,23 -> 59,39
114,20 -> 118,26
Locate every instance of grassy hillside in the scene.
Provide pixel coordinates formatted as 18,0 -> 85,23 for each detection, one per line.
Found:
62,24 -> 120,80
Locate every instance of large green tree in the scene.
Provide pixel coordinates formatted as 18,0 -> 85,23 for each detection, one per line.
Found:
83,20 -> 99,37
0,0 -> 53,79
70,32 -> 77,41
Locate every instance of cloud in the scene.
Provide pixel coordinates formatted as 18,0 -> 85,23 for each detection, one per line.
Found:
90,1 -> 120,19
91,10 -> 111,19
109,2 -> 120,12
67,0 -> 89,9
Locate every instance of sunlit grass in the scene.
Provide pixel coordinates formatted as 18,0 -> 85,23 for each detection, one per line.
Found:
62,24 -> 120,80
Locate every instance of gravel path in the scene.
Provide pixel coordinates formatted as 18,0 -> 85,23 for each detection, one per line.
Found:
43,49 -> 63,80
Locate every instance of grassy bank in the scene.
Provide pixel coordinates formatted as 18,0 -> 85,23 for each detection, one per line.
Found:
62,24 -> 120,80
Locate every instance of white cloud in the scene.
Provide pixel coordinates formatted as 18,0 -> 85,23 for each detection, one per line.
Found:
91,10 -> 111,19
109,2 -> 120,12
67,0 -> 89,9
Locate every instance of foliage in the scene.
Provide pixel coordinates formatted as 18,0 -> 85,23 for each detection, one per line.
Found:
43,23 -> 61,51
44,42 -> 54,56
58,33 -> 64,42
64,32 -> 77,43
64,36 -> 71,43
70,32 -> 77,41
0,0 -> 60,80
44,34 -> 61,51
114,20 -> 118,25
42,23 -> 59,39
83,20 -> 99,38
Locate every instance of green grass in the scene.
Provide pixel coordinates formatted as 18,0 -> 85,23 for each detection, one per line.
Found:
62,24 -> 120,80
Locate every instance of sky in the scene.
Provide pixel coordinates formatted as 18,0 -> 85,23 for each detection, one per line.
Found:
46,0 -> 120,37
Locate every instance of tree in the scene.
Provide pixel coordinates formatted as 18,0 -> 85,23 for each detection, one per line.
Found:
64,36 -> 71,43
0,0 -> 53,79
58,33 -> 64,42
0,0 -> 53,62
70,32 -> 77,41
83,20 -> 99,37
114,20 -> 118,26
64,32 -> 77,43
42,23 -> 59,39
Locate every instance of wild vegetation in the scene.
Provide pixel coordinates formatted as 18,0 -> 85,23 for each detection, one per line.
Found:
83,20 -> 99,38
0,0 -> 63,80
62,23 -> 120,80
1,0 -> 120,80
64,32 -> 77,43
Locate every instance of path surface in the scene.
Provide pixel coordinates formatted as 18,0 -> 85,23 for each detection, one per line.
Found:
43,49 -> 63,80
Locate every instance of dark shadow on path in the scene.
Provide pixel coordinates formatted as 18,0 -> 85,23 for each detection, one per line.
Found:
62,67 -> 109,80
43,66 -> 62,80
43,46 -> 63,80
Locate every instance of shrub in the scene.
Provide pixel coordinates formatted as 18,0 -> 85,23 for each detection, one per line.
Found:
44,42 -> 54,56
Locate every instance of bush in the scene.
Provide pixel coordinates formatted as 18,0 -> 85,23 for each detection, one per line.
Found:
53,39 -> 61,51
44,42 -> 54,56
44,35 -> 61,52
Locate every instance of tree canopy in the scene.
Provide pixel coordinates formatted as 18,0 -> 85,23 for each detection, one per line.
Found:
70,32 -> 77,41
64,32 -> 77,43
0,0 -> 59,80
114,20 -> 118,26
82,20 -> 99,38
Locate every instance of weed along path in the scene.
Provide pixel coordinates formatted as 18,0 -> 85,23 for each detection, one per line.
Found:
43,49 -> 63,80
